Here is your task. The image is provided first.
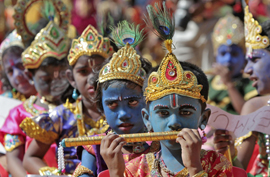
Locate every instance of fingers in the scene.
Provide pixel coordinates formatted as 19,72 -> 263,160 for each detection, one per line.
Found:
213,130 -> 232,154
215,129 -> 229,135
101,133 -> 119,149
109,136 -> 126,151
176,129 -> 201,146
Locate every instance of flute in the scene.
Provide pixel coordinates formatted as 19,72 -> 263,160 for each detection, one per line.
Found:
61,131 -> 180,147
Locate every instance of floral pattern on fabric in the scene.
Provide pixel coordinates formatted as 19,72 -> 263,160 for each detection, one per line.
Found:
124,150 -> 233,177
4,134 -> 25,151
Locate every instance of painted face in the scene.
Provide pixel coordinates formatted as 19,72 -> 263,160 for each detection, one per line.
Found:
147,94 -> 202,150
244,48 -> 270,95
33,64 -> 69,102
2,53 -> 36,96
102,82 -> 146,134
216,44 -> 245,77
72,55 -> 105,102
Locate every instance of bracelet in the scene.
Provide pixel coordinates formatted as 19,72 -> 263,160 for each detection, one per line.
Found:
192,170 -> 207,177
39,166 -> 59,175
73,165 -> 94,177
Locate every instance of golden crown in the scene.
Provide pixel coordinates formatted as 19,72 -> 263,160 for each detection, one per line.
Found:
98,43 -> 146,86
13,0 -> 69,45
22,21 -> 70,69
68,25 -> 114,66
244,5 -> 269,50
212,14 -> 245,54
144,52 -> 206,102
0,30 -> 24,62
144,2 -> 205,103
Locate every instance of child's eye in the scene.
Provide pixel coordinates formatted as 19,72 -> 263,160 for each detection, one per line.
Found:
158,110 -> 169,117
179,110 -> 192,116
107,102 -> 118,109
128,99 -> 138,107
6,69 -> 13,75
78,69 -> 89,75
251,57 -> 260,63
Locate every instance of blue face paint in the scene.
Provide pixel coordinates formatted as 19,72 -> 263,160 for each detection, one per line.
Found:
216,44 -> 245,77
102,82 -> 146,134
244,48 -> 270,95
147,94 -> 202,150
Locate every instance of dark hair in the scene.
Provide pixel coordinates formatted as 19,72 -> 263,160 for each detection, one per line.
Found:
260,20 -> 270,52
95,57 -> 152,111
1,46 -> 24,92
143,61 -> 209,109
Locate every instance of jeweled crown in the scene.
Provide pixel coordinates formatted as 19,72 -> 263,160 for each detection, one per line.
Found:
212,14 -> 245,54
244,5 -> 269,50
98,21 -> 146,87
144,2 -> 206,103
22,21 -> 70,69
0,30 -> 24,62
68,25 -> 114,66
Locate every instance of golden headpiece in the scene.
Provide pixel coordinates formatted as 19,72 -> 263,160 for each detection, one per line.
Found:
22,21 -> 70,69
0,30 -> 24,62
212,14 -> 245,54
244,4 -> 269,51
144,2 -> 206,103
68,25 -> 114,66
13,0 -> 69,46
98,21 -> 146,87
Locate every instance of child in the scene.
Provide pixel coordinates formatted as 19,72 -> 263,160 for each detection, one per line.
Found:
0,30 -> 37,100
100,3 -> 233,176
72,21 -> 156,177
20,25 -> 114,175
0,21 -> 70,177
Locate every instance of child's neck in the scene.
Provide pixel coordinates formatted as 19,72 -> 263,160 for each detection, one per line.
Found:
160,143 -> 185,173
81,97 -> 101,121
34,96 -> 60,111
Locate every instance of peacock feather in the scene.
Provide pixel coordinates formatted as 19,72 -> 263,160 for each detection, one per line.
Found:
145,2 -> 175,45
99,13 -> 114,37
110,20 -> 145,48
41,1 -> 56,21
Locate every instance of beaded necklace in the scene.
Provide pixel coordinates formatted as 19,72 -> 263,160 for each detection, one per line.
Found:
23,96 -> 47,116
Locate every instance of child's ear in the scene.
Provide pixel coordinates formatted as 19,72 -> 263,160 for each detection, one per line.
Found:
198,108 -> 211,130
141,108 -> 152,132
66,69 -> 76,88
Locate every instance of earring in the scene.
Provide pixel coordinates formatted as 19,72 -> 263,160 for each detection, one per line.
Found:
201,129 -> 207,144
146,122 -> 152,132
200,124 -> 206,130
72,89 -> 79,100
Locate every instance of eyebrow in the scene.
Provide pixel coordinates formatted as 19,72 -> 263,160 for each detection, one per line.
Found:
123,96 -> 141,100
104,97 -> 119,103
153,104 -> 169,111
179,104 -> 197,111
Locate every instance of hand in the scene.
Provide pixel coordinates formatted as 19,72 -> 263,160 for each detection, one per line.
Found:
176,128 -> 203,176
100,133 -> 126,177
213,63 -> 233,86
213,130 -> 235,156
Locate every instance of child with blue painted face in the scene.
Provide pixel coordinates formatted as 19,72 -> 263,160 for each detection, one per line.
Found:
209,14 -> 257,115
72,21 -> 156,177
100,3 -> 233,177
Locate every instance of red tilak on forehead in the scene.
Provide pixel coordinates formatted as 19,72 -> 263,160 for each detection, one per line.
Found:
172,94 -> 176,107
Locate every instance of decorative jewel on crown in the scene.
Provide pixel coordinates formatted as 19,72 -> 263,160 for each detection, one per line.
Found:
244,5 -> 269,50
98,21 -> 146,87
68,25 -> 114,66
144,53 -> 205,102
22,21 -> 70,69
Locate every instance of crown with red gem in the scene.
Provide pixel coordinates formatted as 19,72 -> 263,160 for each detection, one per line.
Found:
68,25 -> 114,66
212,14 -> 245,54
244,5 -> 269,51
144,2 -> 206,103
98,21 -> 146,87
22,21 -> 70,69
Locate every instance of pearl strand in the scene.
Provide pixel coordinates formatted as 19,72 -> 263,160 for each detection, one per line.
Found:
58,142 -> 65,174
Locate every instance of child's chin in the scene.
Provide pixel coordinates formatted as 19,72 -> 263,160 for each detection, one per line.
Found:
162,140 -> 181,150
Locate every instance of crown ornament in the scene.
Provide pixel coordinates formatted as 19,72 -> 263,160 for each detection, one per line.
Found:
13,0 -> 69,46
68,25 -> 114,66
0,30 -> 24,62
244,5 -> 269,50
144,2 -> 206,103
22,21 -> 70,69
98,21 -> 146,87
212,14 -> 245,54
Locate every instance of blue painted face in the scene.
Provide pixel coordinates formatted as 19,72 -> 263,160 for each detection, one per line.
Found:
143,94 -> 204,150
244,48 -> 270,95
102,82 -> 146,134
216,44 -> 245,77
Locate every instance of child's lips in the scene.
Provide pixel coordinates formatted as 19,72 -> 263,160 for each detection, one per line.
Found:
88,87 -> 95,94
118,123 -> 134,132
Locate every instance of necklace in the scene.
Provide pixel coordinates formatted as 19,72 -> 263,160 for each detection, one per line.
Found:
12,90 -> 26,101
23,96 -> 47,116
40,96 -> 57,112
